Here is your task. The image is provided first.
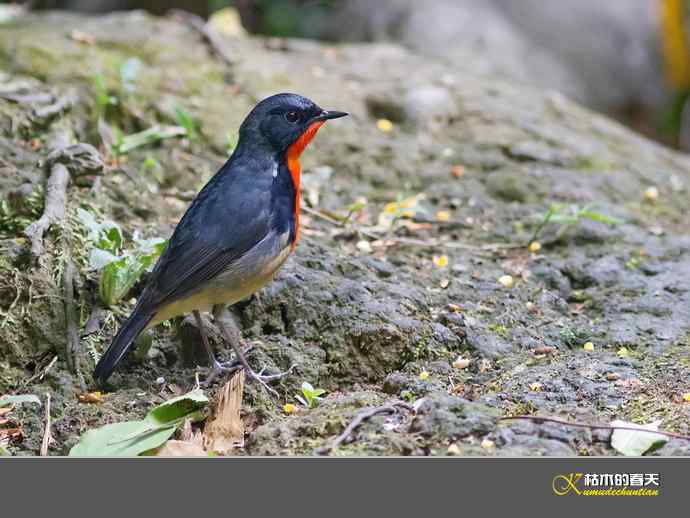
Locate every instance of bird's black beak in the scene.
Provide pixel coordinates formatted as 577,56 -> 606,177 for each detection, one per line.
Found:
312,110 -> 349,122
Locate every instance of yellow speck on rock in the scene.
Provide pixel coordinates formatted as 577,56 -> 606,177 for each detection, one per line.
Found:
583,341 -> 594,352
376,119 -> 394,132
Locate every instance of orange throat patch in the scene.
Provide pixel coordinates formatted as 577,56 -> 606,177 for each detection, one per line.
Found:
286,120 -> 325,248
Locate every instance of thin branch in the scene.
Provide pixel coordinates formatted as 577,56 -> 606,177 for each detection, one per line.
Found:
315,401 -> 414,455
501,415 -> 690,442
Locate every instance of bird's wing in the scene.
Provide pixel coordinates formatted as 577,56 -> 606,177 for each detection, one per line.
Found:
143,165 -> 273,309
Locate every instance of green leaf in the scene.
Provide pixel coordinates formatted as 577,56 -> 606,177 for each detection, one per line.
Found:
0,394 -> 41,407
98,239 -> 166,307
69,420 -> 177,457
301,381 -> 314,396
174,105 -> 198,140
114,125 -> 186,155
610,420 -> 668,456
312,389 -> 326,398
577,210 -> 624,226
69,389 -> 208,457
89,248 -> 120,270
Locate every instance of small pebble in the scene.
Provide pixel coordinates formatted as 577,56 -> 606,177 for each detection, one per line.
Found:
643,186 -> 659,202
447,443 -> 461,455
480,438 -> 495,450
605,372 -> 620,381
528,241 -> 541,253
155,376 -> 165,385
452,357 -> 471,370
498,274 -> 514,288
356,240 -> 372,253
583,342 -> 594,352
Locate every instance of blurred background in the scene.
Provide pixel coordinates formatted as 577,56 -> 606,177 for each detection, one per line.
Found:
3,0 -> 690,151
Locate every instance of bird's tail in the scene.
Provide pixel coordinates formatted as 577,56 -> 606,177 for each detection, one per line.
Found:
93,308 -> 155,384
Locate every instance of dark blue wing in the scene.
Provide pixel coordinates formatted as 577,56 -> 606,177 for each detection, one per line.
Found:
143,160 -> 273,308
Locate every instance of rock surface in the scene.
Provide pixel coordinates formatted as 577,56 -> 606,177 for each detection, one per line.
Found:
0,11 -> 689,456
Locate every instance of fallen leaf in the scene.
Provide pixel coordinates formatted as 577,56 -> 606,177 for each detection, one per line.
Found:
451,165 -> 465,178
452,357 -> 471,370
203,370 -> 245,455
155,440 -> 207,457
78,391 -> 104,404
610,420 -> 668,456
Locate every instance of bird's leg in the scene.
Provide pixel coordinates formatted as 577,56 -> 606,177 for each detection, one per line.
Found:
212,305 -> 294,396
193,310 -> 241,386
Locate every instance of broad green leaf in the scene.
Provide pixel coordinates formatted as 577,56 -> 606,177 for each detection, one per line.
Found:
146,388 -> 208,425
312,389 -> 326,398
69,420 -> 177,457
69,389 -> 208,457
0,394 -> 41,407
610,420 -> 668,456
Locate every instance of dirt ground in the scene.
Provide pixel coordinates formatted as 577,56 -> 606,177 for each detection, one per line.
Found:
1,11 -> 689,456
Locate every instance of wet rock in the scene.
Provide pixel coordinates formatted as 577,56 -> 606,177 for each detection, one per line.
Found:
465,327 -> 513,357
409,394 -> 499,440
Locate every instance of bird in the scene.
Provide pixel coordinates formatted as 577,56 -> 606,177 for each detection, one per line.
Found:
93,93 -> 348,393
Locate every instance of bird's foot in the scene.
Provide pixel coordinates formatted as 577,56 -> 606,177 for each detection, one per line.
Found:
200,343 -> 254,387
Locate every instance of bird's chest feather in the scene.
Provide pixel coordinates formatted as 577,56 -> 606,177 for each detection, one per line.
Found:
270,159 -> 299,247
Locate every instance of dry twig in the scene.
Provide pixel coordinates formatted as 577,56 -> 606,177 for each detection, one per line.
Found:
315,401 -> 414,455
501,415 -> 690,442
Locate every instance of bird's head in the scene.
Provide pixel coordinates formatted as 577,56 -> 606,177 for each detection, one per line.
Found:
238,93 -> 348,156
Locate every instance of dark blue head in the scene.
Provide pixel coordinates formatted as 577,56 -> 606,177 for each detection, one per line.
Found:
238,93 -> 347,154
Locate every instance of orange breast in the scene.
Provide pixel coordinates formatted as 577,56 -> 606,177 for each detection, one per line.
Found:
286,120 -> 325,248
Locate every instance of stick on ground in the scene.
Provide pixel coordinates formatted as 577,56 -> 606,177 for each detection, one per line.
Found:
315,401 -> 414,455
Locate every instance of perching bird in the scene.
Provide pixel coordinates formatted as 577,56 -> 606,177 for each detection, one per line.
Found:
93,93 -> 347,392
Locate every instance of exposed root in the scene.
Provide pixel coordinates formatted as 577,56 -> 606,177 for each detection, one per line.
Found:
63,253 -> 85,389
24,162 -> 69,258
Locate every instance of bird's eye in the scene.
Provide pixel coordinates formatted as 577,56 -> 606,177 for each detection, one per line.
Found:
285,111 -> 301,124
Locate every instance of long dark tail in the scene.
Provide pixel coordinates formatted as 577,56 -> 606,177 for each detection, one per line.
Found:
93,308 -> 155,384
